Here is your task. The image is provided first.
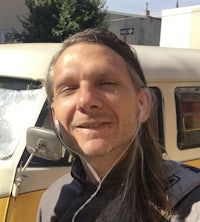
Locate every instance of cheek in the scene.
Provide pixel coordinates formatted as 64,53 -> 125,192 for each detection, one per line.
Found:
121,106 -> 137,130
52,99 -> 75,126
116,93 -> 138,130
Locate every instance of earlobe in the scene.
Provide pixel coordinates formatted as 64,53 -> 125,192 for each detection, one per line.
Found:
54,119 -> 60,132
138,106 -> 144,122
138,88 -> 151,123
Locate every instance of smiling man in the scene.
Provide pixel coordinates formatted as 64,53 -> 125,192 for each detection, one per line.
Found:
37,28 -> 200,222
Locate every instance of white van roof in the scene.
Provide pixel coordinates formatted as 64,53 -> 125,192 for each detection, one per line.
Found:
133,45 -> 200,82
0,43 -> 199,82
0,43 -> 61,80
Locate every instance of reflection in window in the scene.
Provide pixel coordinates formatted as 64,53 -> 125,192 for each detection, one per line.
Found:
175,87 -> 200,149
182,101 -> 200,131
0,88 -> 43,159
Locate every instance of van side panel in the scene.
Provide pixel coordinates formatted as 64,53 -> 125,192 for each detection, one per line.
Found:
0,197 -> 10,222
6,190 -> 44,222
184,159 -> 200,169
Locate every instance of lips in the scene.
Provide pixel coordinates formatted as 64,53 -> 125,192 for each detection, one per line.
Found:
75,121 -> 110,129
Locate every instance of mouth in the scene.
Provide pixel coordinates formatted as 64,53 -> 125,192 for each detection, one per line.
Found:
75,121 -> 110,129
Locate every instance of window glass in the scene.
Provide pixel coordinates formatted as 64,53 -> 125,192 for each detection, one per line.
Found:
175,87 -> 200,149
0,77 -> 43,160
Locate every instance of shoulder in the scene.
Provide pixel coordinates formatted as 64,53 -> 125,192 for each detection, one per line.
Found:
164,160 -> 200,220
36,173 -> 73,222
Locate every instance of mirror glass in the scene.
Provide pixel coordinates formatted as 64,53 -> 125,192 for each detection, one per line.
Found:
26,127 -> 62,161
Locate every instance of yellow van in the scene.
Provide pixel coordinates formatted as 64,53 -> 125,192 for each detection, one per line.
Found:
0,43 -> 200,222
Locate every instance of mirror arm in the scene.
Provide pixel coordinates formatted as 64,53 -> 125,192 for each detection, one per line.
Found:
12,148 -> 38,198
21,152 -> 35,174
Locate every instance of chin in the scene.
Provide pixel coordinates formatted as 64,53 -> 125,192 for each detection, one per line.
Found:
80,141 -> 111,157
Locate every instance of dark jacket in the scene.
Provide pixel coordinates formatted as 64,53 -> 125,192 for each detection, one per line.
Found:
37,160 -> 200,222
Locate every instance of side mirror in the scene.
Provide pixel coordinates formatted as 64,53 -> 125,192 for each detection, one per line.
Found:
26,127 -> 62,161
12,127 -> 63,198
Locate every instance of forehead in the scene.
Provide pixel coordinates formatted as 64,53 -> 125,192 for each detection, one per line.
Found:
55,42 -> 127,68
52,43 -> 136,88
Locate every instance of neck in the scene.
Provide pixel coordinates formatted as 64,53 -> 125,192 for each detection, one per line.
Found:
81,147 -> 128,184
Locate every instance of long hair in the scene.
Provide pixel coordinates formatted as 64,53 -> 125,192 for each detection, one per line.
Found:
45,28 -> 170,221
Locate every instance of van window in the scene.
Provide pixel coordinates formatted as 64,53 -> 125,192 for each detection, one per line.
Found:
175,87 -> 200,149
0,77 -> 43,160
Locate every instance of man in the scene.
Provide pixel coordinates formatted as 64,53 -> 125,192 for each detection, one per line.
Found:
37,28 -> 200,222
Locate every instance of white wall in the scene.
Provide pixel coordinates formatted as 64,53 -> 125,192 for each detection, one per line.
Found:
160,5 -> 200,49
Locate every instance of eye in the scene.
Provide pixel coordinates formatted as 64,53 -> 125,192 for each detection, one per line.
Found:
57,86 -> 78,97
99,80 -> 117,86
95,81 -> 118,94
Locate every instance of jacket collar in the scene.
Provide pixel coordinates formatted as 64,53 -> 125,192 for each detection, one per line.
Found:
71,157 -> 126,192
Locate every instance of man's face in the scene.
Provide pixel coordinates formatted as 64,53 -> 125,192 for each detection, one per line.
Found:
51,43 -> 142,162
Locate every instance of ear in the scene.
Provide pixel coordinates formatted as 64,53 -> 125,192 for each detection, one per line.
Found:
137,88 -> 151,123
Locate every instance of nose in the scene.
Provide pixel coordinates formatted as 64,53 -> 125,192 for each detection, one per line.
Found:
76,85 -> 102,113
